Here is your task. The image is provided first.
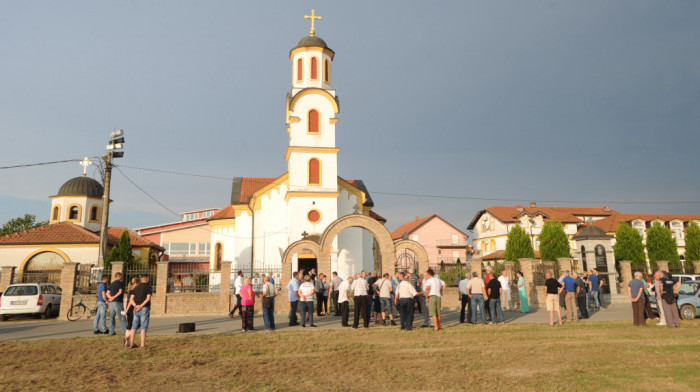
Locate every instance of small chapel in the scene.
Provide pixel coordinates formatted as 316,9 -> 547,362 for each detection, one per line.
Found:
206,13 -> 388,279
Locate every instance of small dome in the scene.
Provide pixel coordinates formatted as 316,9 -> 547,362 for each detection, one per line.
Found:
56,177 -> 104,198
575,224 -> 608,239
295,35 -> 328,49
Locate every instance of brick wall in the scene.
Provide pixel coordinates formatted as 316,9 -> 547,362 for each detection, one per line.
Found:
0,266 -> 15,292
165,293 -> 221,313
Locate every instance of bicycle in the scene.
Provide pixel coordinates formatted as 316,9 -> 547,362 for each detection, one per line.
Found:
67,293 -> 98,321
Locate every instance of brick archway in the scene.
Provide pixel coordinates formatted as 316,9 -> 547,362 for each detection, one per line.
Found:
319,214 -> 396,277
281,239 -> 321,284
393,239 -> 429,273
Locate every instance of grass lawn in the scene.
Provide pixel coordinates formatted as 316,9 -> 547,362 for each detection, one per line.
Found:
1,320 -> 699,391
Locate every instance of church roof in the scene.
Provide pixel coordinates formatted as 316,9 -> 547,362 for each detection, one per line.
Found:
55,176 -> 104,198
0,221 -> 164,251
573,223 -> 610,239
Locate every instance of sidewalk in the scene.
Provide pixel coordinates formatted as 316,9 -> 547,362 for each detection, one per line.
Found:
0,304 -> 633,342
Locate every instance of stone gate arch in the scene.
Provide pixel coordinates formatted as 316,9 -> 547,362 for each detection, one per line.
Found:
319,214 -> 396,276
393,239 -> 429,273
280,239 -> 321,285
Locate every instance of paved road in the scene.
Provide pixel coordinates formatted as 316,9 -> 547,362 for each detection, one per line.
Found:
0,304 -> 633,342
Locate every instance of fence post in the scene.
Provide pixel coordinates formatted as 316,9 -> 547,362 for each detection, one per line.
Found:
219,261 -> 232,313
619,260 -> 632,286
152,261 -> 169,314
59,262 -> 79,320
519,258 -> 536,306
557,258 -> 572,274
470,259 -> 482,277
656,260 -> 669,273
110,262 -> 124,282
0,266 -> 15,292
504,261 -> 516,306
694,261 -> 700,274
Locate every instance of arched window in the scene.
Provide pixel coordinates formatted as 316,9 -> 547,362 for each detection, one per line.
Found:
90,206 -> 99,221
311,57 -> 318,80
324,59 -> 330,82
52,206 -> 60,221
297,58 -> 303,82
215,243 -> 222,270
308,158 -> 321,185
489,239 -> 496,252
68,206 -> 80,220
308,109 -> 320,133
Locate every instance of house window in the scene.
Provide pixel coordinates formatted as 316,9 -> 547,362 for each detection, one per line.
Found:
308,109 -> 320,134
297,58 -> 303,82
199,243 -> 210,255
451,234 -> 459,245
215,243 -> 222,270
202,211 -> 215,219
489,240 -> 496,252
90,206 -> 99,221
52,206 -> 60,221
672,221 -> 683,239
68,206 -> 80,220
308,158 -> 321,185
324,59 -> 330,82
307,209 -> 321,223
311,57 -> 318,80
633,221 -> 646,236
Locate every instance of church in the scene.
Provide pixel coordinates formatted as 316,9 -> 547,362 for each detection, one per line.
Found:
206,13 -> 386,279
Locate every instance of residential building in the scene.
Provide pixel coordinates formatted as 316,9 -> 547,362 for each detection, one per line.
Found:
391,214 -> 470,270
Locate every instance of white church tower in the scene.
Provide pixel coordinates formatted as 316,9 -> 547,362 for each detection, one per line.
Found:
285,10 -> 341,242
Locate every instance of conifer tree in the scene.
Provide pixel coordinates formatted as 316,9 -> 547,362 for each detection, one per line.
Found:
614,222 -> 646,266
683,221 -> 700,263
504,224 -> 535,262
539,220 -> 571,261
646,221 -> 680,266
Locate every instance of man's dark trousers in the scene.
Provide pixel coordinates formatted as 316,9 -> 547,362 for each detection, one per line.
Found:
332,290 -> 340,316
353,296 -> 368,328
399,298 -> 414,330
460,294 -> 473,323
577,294 -> 589,318
288,300 -> 299,326
339,301 -> 349,326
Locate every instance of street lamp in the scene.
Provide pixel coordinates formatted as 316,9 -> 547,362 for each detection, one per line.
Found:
97,129 -> 125,266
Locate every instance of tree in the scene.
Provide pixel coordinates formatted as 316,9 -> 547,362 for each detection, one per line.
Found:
614,222 -> 646,266
104,229 -> 138,270
684,221 -> 700,263
0,214 -> 48,236
504,224 -> 535,262
646,221 -> 680,266
539,220 -> 571,261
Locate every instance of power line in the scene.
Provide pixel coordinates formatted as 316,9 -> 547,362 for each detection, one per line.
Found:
0,158 -> 91,170
114,166 -> 181,217
117,164 -> 700,205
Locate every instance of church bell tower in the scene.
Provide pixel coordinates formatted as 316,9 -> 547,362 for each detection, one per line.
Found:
285,10 -> 341,240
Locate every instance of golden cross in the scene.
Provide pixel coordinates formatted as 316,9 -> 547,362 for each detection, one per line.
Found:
304,9 -> 322,36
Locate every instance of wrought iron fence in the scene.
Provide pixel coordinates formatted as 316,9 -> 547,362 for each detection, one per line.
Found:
668,264 -> 686,275
12,270 -> 62,286
124,268 -> 158,293
75,267 -> 111,294
168,269 -> 221,293
532,260 -> 560,286
251,267 -> 282,291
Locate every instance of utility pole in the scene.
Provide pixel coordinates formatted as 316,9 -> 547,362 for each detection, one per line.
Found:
97,129 -> 125,267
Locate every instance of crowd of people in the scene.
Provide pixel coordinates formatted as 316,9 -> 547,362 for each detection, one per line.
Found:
628,270 -> 682,328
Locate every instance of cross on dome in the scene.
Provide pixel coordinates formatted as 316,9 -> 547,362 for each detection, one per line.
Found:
304,9 -> 322,36
79,157 -> 92,177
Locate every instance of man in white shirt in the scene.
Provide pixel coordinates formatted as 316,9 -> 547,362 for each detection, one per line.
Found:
350,271 -> 369,328
229,271 -> 244,318
424,269 -> 446,332
498,271 -> 512,311
395,272 -> 422,331
337,277 -> 352,327
419,275 -> 431,328
373,273 -> 395,326
458,274 -> 472,323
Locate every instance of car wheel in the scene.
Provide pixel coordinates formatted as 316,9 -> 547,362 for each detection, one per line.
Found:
680,304 -> 696,320
41,305 -> 52,320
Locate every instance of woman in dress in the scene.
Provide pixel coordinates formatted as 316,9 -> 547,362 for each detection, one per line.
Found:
239,277 -> 255,332
516,271 -> 529,313
123,278 -> 139,347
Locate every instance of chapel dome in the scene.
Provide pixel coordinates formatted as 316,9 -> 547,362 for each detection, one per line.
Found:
574,224 -> 608,239
295,35 -> 329,49
56,176 -> 104,198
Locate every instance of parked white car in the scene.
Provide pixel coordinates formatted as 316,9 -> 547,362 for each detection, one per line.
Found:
0,283 -> 62,321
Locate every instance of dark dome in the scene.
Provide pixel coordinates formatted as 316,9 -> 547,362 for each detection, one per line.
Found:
575,224 -> 608,239
295,35 -> 328,49
57,176 -> 104,198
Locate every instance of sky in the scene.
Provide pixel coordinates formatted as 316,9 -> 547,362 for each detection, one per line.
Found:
1,1 -> 699,236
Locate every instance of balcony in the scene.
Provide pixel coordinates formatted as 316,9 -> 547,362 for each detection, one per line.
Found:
436,239 -> 469,248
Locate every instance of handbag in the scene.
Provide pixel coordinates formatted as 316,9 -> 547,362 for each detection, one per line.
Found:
263,297 -> 273,309
662,293 -> 675,305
